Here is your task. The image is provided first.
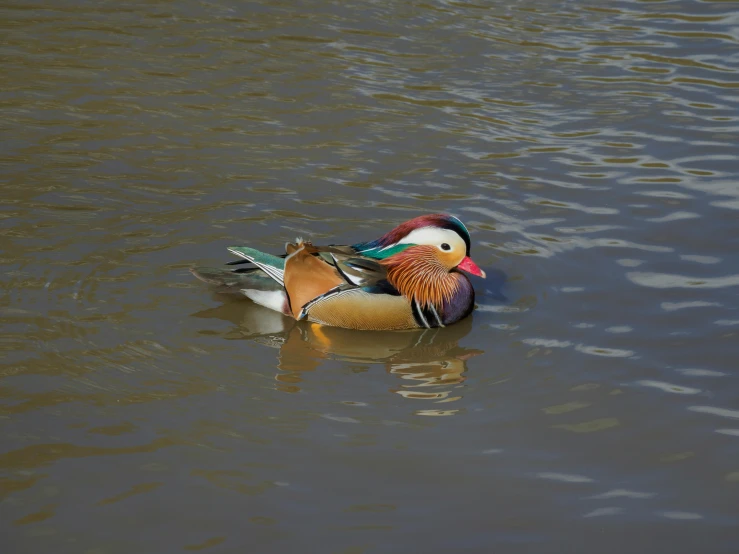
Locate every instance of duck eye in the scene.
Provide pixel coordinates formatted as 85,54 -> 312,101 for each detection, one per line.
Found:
440,243 -> 451,251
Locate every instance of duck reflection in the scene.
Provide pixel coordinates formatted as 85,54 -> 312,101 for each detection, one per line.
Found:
193,295 -> 482,410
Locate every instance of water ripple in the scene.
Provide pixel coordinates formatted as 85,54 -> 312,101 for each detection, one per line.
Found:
677,368 -> 726,377
522,339 -> 634,359
716,429 -> 739,437
628,272 -> 739,289
660,301 -> 722,311
635,380 -> 701,395
589,489 -> 655,500
537,472 -> 594,484
688,406 -> 739,420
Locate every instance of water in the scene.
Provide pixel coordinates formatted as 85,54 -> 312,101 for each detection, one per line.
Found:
2,0 -> 738,552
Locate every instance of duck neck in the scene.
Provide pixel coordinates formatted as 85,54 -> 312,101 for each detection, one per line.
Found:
382,246 -> 461,309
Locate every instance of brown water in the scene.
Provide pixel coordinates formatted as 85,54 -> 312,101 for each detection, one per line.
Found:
2,0 -> 739,552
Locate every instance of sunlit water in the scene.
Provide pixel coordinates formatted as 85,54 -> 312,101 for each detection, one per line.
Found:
2,0 -> 738,552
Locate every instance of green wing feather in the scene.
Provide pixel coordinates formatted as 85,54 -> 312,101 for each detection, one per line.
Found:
228,246 -> 285,285
227,247 -> 285,270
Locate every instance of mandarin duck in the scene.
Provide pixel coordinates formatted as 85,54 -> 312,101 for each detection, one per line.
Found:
191,214 -> 485,330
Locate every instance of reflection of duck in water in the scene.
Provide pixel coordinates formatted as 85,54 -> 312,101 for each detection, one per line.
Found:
192,301 -> 482,407
191,214 -> 486,330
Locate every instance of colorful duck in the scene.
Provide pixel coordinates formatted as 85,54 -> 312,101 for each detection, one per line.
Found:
191,214 -> 486,330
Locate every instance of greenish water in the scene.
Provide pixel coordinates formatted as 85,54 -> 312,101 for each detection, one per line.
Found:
2,0 -> 738,552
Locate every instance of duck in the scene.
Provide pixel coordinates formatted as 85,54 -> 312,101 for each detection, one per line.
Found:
190,213 -> 486,330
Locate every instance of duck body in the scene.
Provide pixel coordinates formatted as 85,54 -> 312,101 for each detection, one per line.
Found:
191,214 -> 485,331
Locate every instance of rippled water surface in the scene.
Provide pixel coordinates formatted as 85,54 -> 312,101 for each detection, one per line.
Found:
3,0 -> 739,552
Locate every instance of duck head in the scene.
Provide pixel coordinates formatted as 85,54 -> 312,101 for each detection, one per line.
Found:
354,214 -> 485,308
355,214 -> 485,277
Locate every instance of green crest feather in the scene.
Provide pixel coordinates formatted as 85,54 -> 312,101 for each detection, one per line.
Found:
359,244 -> 415,260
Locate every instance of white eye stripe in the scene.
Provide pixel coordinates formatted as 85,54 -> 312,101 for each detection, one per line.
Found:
396,227 -> 464,250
